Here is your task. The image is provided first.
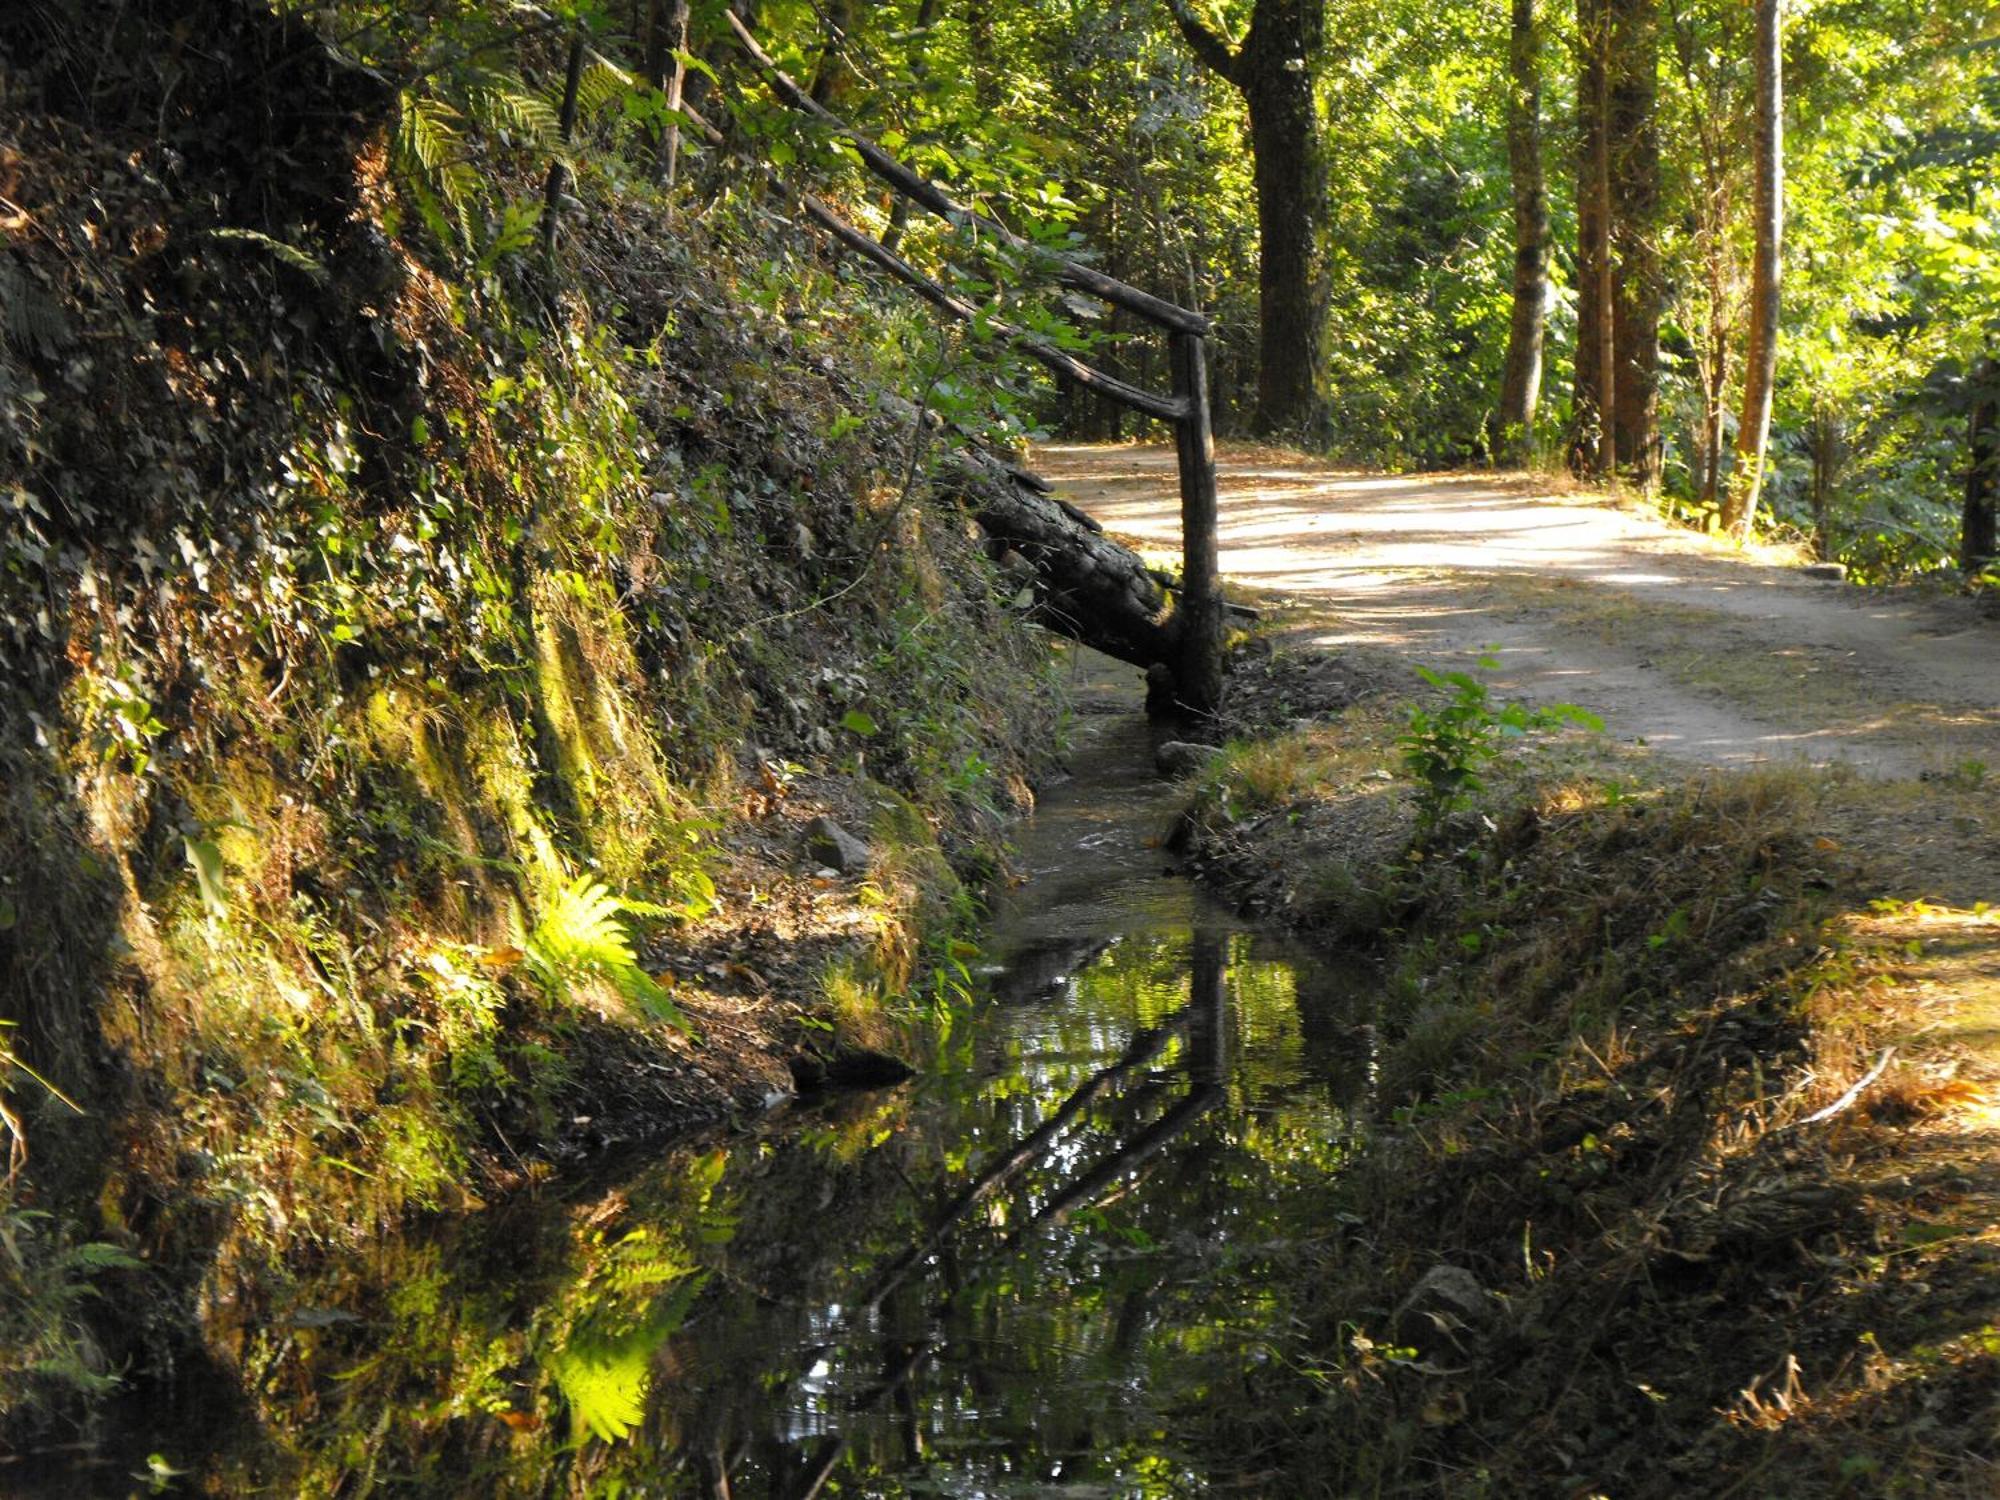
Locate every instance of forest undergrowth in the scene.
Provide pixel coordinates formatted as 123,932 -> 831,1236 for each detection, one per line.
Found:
0,0 -> 1069,1438
1169,643 -> 2000,1495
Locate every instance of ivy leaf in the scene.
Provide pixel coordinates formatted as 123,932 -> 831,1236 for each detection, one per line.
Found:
183,836 -> 228,921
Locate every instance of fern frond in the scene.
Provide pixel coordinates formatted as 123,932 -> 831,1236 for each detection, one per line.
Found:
465,73 -> 563,148
393,92 -> 487,252
525,876 -> 689,1031
397,92 -> 465,177
573,57 -> 637,120
530,877 -> 635,973
201,228 -> 329,284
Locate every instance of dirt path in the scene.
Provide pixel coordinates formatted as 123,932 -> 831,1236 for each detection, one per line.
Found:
1037,442 -> 2000,781
1043,435 -> 2000,1120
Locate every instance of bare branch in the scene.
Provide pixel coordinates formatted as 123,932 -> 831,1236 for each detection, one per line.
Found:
1162,0 -> 1243,85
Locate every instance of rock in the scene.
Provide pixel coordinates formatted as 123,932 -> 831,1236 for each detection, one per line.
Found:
806,815 -> 871,874
1154,740 -> 1215,777
825,1045 -> 917,1088
1800,561 -> 1847,581
1390,1265 -> 1494,1359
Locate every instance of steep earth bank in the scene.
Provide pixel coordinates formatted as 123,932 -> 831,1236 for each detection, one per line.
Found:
0,0 -> 1071,1435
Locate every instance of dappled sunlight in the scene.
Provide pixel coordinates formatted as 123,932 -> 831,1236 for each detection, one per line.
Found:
1037,440 -> 2000,781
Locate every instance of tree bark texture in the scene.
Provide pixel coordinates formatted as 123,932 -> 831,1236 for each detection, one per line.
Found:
1571,0 -> 1660,485
807,0 -> 855,109
1608,0 -> 1662,489
945,452 -> 1188,675
1963,356 -> 1998,575
1723,0 -> 1782,543
1495,0 -> 1549,465
1571,0 -> 1610,474
1166,0 -> 1331,438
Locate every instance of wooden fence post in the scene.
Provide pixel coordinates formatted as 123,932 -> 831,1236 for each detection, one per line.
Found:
1170,330 -> 1223,719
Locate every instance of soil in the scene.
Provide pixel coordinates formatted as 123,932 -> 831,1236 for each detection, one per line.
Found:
1039,439 -> 2000,1495
1040,437 -> 2000,1035
1038,441 -> 2000,780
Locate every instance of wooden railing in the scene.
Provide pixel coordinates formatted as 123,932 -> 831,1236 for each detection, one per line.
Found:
722,15 -> 1225,718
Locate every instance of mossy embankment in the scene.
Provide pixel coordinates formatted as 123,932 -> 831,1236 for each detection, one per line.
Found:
0,0 -> 1066,1435
1173,645 -> 2000,1496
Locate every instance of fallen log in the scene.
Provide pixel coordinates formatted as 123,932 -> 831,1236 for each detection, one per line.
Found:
943,450 -> 1188,678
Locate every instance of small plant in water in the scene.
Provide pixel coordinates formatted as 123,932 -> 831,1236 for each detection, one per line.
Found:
1399,655 -> 1600,831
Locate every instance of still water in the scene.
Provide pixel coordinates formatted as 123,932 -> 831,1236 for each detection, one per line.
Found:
53,673 -> 1374,1497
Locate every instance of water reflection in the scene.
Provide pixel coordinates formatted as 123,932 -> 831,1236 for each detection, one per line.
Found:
30,680 -> 1377,1496
97,919 -> 1361,1498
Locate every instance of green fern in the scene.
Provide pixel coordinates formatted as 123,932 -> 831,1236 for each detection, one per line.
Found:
526,876 -> 688,1030
464,71 -> 564,149
395,92 -> 483,250
572,55 -> 637,121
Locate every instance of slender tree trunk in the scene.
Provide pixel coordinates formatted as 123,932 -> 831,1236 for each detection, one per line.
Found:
1672,9 -> 1738,514
1588,0 -> 1618,479
807,0 -> 854,109
1963,356 -> 1998,576
1699,255 -> 1728,508
1809,405 -> 1839,559
1608,0 -> 1661,489
658,0 -> 690,185
540,30 -> 586,264
1165,0 -> 1331,438
967,0 -> 1000,112
1571,0 -> 1609,474
879,0 -> 939,255
1494,0 -> 1548,465
1723,0 -> 1782,543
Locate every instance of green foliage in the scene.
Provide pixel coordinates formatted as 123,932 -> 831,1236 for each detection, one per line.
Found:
1399,657 -> 1601,830
0,1209 -> 139,1422
525,876 -> 688,1029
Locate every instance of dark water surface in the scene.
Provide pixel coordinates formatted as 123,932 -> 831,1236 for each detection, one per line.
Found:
35,665 -> 1374,1497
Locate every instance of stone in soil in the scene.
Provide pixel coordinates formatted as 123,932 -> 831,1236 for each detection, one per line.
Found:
806,815 -> 872,874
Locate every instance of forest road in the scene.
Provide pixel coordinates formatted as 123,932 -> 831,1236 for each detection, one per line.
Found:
1038,441 -> 2000,783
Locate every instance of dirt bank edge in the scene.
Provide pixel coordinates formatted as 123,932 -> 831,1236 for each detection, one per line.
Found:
1166,652 -> 2000,1497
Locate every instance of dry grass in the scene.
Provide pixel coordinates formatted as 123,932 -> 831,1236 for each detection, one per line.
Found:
1178,677 -> 2000,1497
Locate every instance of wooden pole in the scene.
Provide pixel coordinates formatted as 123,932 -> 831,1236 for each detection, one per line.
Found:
1171,330 -> 1224,719
1594,3 -> 1617,481
540,29 -> 586,265
662,0 -> 689,186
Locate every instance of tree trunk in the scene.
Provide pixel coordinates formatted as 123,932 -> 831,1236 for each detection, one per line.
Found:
945,452 -> 1185,675
1494,0 -> 1548,465
1699,265 -> 1728,508
878,0 -> 939,255
1608,0 -> 1662,489
1165,0 -> 1330,438
1809,405 -> 1839,559
807,0 -> 854,109
1963,356 -> 1998,576
1723,0 -> 1782,543
1242,20 -> 1330,437
1671,6 -> 1740,515
1571,0 -> 1610,474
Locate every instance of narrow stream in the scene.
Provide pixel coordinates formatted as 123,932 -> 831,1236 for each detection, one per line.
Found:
35,662 -> 1376,1497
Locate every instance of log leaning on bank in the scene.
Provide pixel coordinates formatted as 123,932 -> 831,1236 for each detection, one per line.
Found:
944,451 -> 1188,678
